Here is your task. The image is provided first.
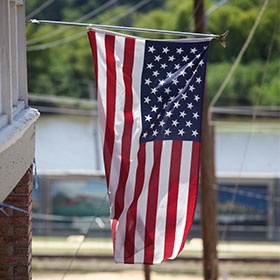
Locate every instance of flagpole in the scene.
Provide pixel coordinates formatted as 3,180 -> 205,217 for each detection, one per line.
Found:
194,0 -> 219,279
28,19 -> 226,40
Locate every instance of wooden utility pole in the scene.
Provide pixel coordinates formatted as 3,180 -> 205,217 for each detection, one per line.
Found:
193,0 -> 219,279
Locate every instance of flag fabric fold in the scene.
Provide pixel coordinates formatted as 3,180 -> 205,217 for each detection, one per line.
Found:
88,28 -> 211,264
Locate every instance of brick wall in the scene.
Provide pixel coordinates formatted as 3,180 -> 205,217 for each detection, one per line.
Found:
0,166 -> 33,280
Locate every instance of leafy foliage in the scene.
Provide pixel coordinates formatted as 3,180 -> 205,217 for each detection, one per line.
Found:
26,0 -> 279,106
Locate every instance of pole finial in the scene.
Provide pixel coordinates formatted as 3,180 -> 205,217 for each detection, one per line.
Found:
217,30 -> 229,48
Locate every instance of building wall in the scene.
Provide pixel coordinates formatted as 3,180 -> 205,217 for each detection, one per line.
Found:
0,167 -> 33,280
0,1 -> 38,279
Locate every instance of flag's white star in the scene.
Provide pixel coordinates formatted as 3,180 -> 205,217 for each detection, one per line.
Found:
187,102 -> 193,110
148,45 -> 155,53
164,87 -> 171,94
192,130 -> 198,137
168,55 -> 175,62
153,70 -> 159,77
144,96 -> 151,104
155,55 -> 162,62
145,114 -> 152,122
172,119 -> 179,127
193,112 -> 199,119
161,63 -> 167,69
166,111 -> 173,117
194,95 -> 200,102
174,101 -> 180,109
186,120 -> 192,127
159,79 -> 165,86
146,63 -> 154,69
182,93 -> 188,100
196,54 -> 201,59
164,128 -> 171,136
199,60 -> 204,66
180,111 -> 187,118
152,130 -> 159,136
169,96 -> 175,102
172,78 -> 179,85
151,106 -> 158,112
150,123 -> 155,129
189,85 -> 195,92
180,69 -> 186,76
157,96 -> 163,102
176,47 -> 183,54
142,132 -> 148,138
174,63 -> 181,70
196,77 -> 202,83
187,61 -> 194,68
162,47 -> 170,54
151,87 -> 158,94
178,129 -> 185,136
145,78 -> 152,85
166,72 -> 173,78
190,47 -> 197,54
159,120 -> 165,127
182,55 -> 189,62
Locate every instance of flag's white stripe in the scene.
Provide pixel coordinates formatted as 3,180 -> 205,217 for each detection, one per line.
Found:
170,141 -> 192,259
153,141 -> 172,264
106,36 -> 126,219
114,38 -> 145,263
95,32 -> 106,144
134,142 -> 153,263
123,37 -> 145,207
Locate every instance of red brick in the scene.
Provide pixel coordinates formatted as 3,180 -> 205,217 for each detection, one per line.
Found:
0,236 -> 30,245
0,225 -> 14,236
13,185 -> 32,195
0,266 -> 13,277
4,195 -> 32,207
0,245 -> 13,255
14,245 -> 30,256
0,166 -> 33,280
0,256 -> 29,266
14,223 -> 32,236
15,266 -> 29,276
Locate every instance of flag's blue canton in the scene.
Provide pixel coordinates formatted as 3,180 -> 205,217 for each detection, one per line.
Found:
140,40 -> 209,143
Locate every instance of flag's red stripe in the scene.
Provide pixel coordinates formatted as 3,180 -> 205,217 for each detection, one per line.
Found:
164,140 -> 183,259
103,35 -> 116,186
124,144 -> 146,263
178,141 -> 200,253
113,37 -> 135,220
87,31 -> 98,92
144,141 -> 162,264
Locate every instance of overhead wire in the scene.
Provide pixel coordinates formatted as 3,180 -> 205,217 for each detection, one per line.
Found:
27,0 -> 152,51
27,0 -> 119,45
26,0 -> 55,20
208,0 -> 270,117
217,0 -> 274,241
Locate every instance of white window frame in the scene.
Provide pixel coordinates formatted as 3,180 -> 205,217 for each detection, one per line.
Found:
0,0 -> 28,130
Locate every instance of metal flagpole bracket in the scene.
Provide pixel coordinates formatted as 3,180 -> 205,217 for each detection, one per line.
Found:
28,19 -> 228,44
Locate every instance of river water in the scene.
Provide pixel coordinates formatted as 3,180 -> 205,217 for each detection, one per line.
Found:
35,114 -> 280,176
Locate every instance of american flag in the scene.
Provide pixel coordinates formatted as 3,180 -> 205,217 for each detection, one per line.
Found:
88,29 -> 210,264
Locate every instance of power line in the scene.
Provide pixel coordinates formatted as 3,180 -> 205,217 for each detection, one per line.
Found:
26,0 -> 55,20
27,0 -> 119,45
218,0 -> 273,241
27,0 -> 153,51
208,0 -> 270,113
